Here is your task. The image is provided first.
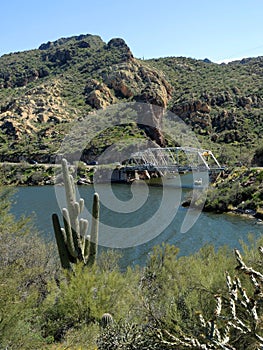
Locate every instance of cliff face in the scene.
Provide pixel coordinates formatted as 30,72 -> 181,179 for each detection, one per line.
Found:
84,61 -> 172,110
84,60 -> 173,146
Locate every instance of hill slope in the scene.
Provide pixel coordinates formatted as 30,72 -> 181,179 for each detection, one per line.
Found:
0,34 -> 262,164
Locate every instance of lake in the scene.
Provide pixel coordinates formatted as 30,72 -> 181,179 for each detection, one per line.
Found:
11,184 -> 263,267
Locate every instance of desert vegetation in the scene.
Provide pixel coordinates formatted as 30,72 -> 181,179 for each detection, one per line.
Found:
1,179 -> 263,349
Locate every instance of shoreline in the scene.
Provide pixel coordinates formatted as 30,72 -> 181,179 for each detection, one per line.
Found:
1,162 -> 263,221
226,209 -> 263,221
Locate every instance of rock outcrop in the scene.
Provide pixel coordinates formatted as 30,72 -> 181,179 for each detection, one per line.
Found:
84,60 -> 173,145
84,61 -> 173,108
85,79 -> 116,109
170,88 -> 263,141
106,38 -> 134,61
171,99 -> 212,134
0,80 -> 76,139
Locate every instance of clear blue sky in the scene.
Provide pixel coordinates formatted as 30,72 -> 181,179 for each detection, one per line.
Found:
1,0 -> 263,62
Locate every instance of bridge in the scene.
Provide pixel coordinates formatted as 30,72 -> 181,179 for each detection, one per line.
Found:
96,147 -> 225,187
124,147 -> 224,174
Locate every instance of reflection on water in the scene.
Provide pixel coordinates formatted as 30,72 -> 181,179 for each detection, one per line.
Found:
11,184 -> 263,268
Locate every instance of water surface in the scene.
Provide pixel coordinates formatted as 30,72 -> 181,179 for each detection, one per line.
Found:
11,184 -> 263,267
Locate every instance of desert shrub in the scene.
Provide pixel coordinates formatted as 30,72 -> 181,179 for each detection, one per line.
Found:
99,240 -> 263,349
252,146 -> 263,166
40,258 -> 141,343
0,185 -> 57,349
139,244 -> 235,333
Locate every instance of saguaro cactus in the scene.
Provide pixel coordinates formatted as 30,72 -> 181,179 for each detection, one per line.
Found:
52,158 -> 100,269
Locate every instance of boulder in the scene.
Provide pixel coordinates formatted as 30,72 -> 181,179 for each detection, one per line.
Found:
85,79 -> 116,109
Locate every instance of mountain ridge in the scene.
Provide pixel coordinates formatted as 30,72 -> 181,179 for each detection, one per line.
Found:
0,33 -> 262,165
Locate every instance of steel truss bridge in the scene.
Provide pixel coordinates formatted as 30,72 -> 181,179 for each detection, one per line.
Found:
126,147 -> 224,174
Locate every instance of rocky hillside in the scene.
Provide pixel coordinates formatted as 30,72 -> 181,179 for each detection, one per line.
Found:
194,167 -> 263,218
0,34 -> 262,164
147,57 -> 263,145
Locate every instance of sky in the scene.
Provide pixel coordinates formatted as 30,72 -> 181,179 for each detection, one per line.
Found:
1,0 -> 263,63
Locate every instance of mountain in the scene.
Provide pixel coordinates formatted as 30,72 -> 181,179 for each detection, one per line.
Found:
0,34 -> 262,164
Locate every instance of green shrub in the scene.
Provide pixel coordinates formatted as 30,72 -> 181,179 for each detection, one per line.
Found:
99,240 -> 263,349
41,258 -> 140,343
0,186 -> 58,349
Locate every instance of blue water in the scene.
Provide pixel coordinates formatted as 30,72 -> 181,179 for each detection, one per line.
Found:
11,184 -> 263,267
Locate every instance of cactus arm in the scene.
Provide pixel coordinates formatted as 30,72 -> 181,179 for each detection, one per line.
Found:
79,198 -> 84,213
87,193 -> 99,266
70,173 -> 76,199
62,160 -> 80,236
71,201 -> 81,242
62,208 -> 78,258
52,213 -> 71,269
84,235 -> 91,261
80,218 -> 89,237
61,159 -> 75,206
80,218 -> 89,257
60,228 -> 67,243
74,201 -> 80,216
